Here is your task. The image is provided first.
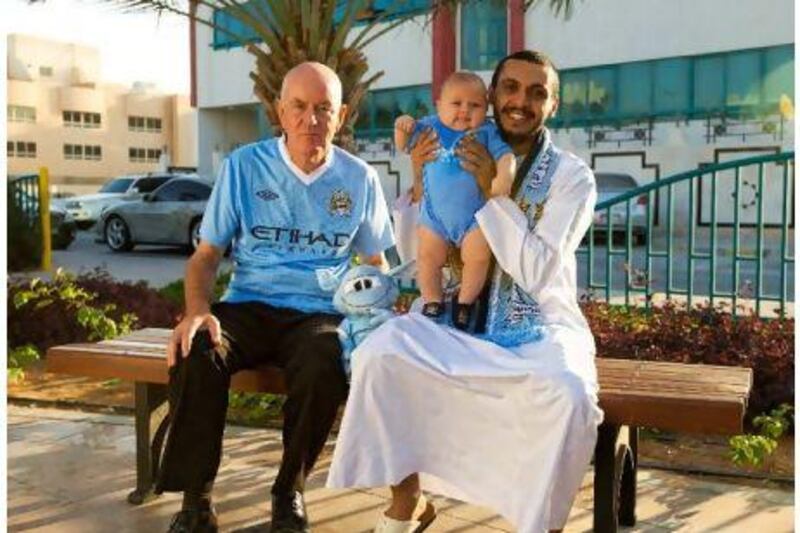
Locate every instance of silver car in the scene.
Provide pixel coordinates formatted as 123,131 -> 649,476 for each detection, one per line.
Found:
97,177 -> 212,253
58,174 -> 181,229
593,172 -> 648,245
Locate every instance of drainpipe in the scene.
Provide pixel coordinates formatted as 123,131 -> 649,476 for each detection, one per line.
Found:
189,0 -> 198,108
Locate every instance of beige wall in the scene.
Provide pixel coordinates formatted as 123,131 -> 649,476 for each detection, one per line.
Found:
6,34 -> 197,195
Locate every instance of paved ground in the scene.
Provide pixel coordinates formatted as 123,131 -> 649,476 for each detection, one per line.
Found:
8,405 -> 793,532
46,231 -> 227,288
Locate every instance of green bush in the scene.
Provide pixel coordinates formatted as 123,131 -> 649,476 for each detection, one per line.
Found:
582,299 -> 793,422
159,270 -> 232,309
8,269 -> 180,362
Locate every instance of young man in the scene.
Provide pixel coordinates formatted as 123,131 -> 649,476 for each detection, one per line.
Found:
157,62 -> 394,533
327,51 -> 603,533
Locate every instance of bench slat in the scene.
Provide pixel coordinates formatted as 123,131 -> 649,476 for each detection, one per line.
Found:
45,329 -> 752,435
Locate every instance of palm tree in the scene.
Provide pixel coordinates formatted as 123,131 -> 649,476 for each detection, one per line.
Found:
109,0 -> 577,151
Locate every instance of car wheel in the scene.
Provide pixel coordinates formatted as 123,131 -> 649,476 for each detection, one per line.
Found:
104,216 -> 134,252
189,218 -> 202,252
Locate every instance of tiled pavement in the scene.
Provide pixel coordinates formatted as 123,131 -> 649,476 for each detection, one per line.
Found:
7,405 -> 794,532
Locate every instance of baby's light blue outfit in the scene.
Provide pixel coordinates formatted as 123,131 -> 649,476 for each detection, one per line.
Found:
412,115 -> 512,245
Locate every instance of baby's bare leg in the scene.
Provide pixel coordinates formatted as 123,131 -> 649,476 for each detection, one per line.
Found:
459,227 -> 492,304
417,225 -> 448,304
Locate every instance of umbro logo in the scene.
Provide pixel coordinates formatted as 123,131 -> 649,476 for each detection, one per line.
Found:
257,188 -> 279,201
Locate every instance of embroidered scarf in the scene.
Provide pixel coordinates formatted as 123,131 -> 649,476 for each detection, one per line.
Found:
480,129 -> 561,347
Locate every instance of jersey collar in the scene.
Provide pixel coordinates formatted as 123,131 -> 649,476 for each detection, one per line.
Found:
278,136 -> 334,186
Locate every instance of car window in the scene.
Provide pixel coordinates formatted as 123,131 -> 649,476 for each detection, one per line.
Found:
154,180 -> 211,202
99,178 -> 134,194
134,176 -> 173,193
595,173 -> 638,190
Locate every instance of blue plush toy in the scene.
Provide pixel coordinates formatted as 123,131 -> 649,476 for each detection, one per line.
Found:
333,262 -> 413,380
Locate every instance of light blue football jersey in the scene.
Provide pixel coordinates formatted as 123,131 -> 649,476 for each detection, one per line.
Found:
200,138 -> 395,314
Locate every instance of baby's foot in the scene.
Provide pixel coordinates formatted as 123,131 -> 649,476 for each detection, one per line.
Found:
452,302 -> 474,331
421,301 -> 445,322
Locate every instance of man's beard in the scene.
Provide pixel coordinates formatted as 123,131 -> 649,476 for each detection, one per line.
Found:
496,107 -> 544,148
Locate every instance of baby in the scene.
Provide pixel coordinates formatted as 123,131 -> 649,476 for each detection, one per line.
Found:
395,71 -> 515,330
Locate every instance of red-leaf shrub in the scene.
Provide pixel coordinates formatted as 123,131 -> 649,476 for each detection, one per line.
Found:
8,269 -> 181,356
582,299 -> 794,421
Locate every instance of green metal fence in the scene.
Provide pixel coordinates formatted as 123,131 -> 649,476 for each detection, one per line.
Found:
578,152 -> 795,317
9,174 -> 42,226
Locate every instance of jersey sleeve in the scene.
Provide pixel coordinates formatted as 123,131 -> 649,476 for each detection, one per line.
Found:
483,122 -> 514,161
199,156 -> 240,250
352,169 -> 396,258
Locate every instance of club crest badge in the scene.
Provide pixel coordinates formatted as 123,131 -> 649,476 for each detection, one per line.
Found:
329,189 -> 353,217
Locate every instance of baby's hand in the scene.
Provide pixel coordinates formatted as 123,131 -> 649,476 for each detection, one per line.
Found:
394,115 -> 416,135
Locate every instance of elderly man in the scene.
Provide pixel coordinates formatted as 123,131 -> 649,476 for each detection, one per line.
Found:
327,51 -> 603,533
156,62 -> 394,533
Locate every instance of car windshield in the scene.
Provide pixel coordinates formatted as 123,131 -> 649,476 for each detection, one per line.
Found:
596,173 -> 638,191
99,178 -> 134,194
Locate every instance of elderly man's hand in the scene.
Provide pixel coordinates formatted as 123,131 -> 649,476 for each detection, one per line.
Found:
457,135 -> 496,200
166,312 -> 222,367
408,127 -> 439,203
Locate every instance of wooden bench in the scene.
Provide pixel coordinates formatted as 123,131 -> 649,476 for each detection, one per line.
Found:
46,328 -> 753,533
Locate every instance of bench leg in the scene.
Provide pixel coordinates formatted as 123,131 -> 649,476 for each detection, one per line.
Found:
619,426 -> 638,527
128,382 -> 169,505
593,423 -> 638,533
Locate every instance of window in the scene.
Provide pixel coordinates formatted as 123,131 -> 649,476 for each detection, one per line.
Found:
587,68 -> 616,117
129,115 -> 162,133
129,147 -> 147,163
155,180 -> 211,202
764,46 -> 794,104
39,66 -> 53,77
618,63 -> 651,116
726,50 -> 761,107
8,105 -> 36,123
355,85 -> 433,140
553,44 -> 794,127
133,176 -> 173,193
694,56 -> 725,112
64,144 -> 100,160
63,110 -> 101,128
653,58 -> 690,114
129,147 -> 161,163
99,178 -> 135,194
560,71 -> 588,117
85,145 -> 102,160
9,141 -> 37,158
460,0 -> 507,71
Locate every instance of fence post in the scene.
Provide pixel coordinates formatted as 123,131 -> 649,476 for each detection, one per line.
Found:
38,167 -> 51,271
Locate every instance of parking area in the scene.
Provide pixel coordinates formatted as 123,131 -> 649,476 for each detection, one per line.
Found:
49,230 -> 230,288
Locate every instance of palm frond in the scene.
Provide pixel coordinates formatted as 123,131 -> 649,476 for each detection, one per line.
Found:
99,0 -> 586,152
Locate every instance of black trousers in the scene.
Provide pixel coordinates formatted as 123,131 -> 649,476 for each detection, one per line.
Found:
155,301 -> 348,496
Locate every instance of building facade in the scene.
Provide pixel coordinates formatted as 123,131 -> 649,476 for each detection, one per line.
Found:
192,0 -> 793,230
7,34 -> 198,195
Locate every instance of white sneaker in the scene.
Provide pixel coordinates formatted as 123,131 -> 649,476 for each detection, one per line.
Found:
373,495 -> 436,533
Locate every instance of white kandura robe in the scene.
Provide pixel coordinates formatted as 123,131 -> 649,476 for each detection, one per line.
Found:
326,148 -> 604,533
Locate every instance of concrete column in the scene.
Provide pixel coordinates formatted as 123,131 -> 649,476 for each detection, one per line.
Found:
508,0 -> 525,53
432,4 -> 456,101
